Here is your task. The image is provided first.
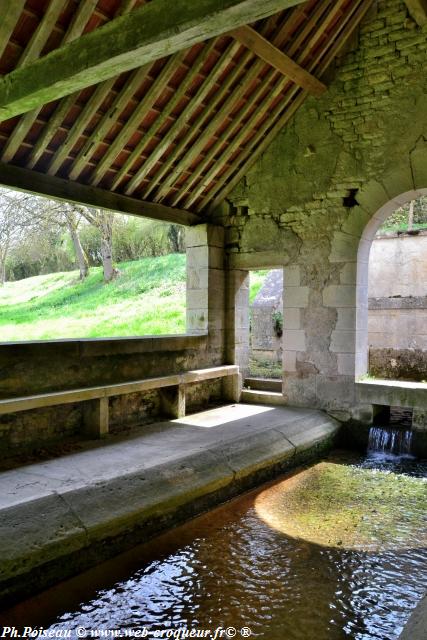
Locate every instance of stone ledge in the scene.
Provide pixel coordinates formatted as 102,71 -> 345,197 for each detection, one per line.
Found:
369,296 -> 427,310
399,594 -> 427,640
0,334 -> 208,360
356,378 -> 427,409
0,403 -> 339,605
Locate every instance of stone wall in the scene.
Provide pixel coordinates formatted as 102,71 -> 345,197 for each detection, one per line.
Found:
368,231 -> 427,379
0,225 -> 228,455
368,231 -> 427,298
217,0 -> 427,422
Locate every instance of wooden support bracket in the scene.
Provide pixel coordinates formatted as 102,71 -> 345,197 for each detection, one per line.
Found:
230,25 -> 327,97
160,385 -> 186,419
83,396 -> 109,439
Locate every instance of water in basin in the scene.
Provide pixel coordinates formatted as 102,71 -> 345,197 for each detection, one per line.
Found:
1,450 -> 426,640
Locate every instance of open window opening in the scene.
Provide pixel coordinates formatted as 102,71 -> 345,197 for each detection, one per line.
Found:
367,195 -> 427,383
0,186 -> 187,341
244,268 -> 283,391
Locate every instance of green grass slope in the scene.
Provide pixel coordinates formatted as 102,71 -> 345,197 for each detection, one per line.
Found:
0,254 -> 187,341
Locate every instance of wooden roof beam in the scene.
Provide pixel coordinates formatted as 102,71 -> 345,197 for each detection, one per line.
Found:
0,0 -> 306,123
230,25 -> 327,97
404,0 -> 427,25
0,163 -> 201,226
0,0 -> 27,60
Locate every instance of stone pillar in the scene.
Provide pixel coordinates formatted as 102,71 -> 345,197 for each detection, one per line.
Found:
282,265 -> 312,405
282,250 -> 372,422
225,268 -> 250,381
186,224 -> 226,362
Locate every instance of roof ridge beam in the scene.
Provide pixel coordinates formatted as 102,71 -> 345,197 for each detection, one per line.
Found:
230,25 -> 327,97
0,0 -> 306,123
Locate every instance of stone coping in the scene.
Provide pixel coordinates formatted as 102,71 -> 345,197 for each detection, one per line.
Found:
0,403 -> 339,605
356,378 -> 427,409
399,594 -> 427,639
357,378 -> 427,390
0,333 -> 208,359
369,296 -> 427,310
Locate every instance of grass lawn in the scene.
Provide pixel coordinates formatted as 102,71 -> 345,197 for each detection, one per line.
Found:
0,255 -> 270,342
0,254 -> 187,341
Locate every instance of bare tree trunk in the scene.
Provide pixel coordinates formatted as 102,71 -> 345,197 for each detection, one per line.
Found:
408,200 -> 414,231
100,213 -> 118,283
0,258 -> 5,286
64,209 -> 89,280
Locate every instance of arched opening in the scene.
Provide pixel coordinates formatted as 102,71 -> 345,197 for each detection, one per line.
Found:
356,188 -> 427,380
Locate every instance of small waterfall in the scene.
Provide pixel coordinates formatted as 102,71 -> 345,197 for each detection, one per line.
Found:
368,425 -> 413,458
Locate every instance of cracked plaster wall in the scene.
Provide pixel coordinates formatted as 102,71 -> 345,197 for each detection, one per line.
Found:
215,0 -> 427,422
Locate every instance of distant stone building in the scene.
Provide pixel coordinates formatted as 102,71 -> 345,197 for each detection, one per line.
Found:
251,231 -> 427,381
368,230 -> 427,381
251,269 -> 283,365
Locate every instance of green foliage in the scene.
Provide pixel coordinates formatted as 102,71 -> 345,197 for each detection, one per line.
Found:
7,227 -> 74,280
272,310 -> 283,337
378,196 -> 427,234
249,270 -> 269,303
0,254 -> 187,341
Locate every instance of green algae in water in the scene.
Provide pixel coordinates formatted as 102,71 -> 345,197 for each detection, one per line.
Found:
255,461 -> 427,550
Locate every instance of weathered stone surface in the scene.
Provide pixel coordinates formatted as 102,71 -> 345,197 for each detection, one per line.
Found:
399,594 -> 427,640
356,379 -> 427,409
369,348 -> 427,381
240,216 -> 300,260
224,0 -> 427,416
0,404 -> 339,603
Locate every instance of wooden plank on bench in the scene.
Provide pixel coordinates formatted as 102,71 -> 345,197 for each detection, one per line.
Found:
181,365 -> 238,384
0,366 -> 239,415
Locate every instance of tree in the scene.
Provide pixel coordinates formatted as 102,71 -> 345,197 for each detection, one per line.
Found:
168,224 -> 185,253
0,189 -> 34,285
78,207 -> 118,282
62,205 -> 89,280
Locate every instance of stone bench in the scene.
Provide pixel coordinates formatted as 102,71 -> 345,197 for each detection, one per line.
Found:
0,365 -> 240,438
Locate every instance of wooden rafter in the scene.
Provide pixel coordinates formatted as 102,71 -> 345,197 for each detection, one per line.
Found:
23,0 -> 142,171
230,25 -> 326,97
105,39 -> 220,191
0,162 -> 201,226
137,7 -> 308,201
17,0 -> 69,68
0,0 -> 306,123
1,0 -> 116,164
176,0 -> 347,209
88,52 -> 187,186
169,1 -> 325,208
150,0 -> 331,204
204,0 -> 375,212
404,0 -> 427,25
123,39 -> 246,199
0,0 -> 27,61
62,66 -> 150,180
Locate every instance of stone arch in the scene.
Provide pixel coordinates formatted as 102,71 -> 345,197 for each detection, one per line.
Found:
355,187 -> 427,378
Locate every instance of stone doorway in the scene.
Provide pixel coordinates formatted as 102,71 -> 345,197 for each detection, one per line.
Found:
246,268 -> 284,391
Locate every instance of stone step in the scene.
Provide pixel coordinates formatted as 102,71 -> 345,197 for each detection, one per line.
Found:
241,389 -> 286,405
244,377 -> 282,392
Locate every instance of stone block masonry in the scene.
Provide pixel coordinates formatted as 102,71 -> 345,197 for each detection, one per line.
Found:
216,0 -> 427,422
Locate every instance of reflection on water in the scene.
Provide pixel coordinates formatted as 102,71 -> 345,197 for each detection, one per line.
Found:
1,453 -> 426,640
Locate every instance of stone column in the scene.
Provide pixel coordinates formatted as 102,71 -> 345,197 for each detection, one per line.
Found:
282,265 -> 312,405
186,224 -> 226,363
225,268 -> 249,382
